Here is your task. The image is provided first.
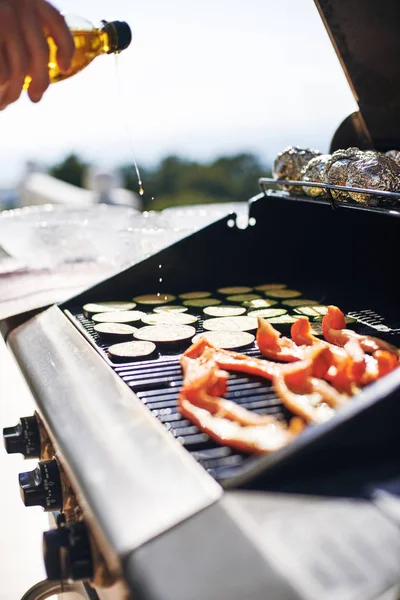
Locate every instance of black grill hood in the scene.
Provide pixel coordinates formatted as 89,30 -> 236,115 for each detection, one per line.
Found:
315,0 -> 400,151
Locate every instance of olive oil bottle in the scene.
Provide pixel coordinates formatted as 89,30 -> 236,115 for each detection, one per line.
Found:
24,16 -> 132,89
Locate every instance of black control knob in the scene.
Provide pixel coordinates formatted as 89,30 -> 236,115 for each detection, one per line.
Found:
19,459 -> 62,511
43,522 -> 93,581
3,416 -> 40,458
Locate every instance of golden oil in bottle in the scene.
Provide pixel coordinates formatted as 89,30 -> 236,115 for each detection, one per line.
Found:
24,18 -> 132,89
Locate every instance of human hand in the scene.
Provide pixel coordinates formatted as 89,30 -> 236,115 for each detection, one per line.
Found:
0,0 -> 74,110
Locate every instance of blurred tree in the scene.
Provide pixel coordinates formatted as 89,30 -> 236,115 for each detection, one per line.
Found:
119,152 -> 270,211
49,154 -> 89,188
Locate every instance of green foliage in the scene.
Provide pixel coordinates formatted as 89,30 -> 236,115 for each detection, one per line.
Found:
120,153 -> 270,211
49,154 -> 89,188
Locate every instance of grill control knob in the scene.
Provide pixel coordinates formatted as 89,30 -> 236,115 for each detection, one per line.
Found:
43,522 -> 93,581
19,459 -> 62,510
3,416 -> 40,458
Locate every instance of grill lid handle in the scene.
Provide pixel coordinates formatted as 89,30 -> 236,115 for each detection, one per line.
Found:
314,0 -> 400,150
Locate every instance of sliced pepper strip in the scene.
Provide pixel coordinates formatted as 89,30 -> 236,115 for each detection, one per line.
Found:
256,317 -> 308,361
291,317 -> 365,391
273,347 -> 347,424
322,306 -> 400,358
179,396 -> 301,455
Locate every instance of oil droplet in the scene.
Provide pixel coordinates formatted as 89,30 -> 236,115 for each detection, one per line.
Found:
159,278 -> 163,283
159,264 -> 162,269
157,293 -> 161,297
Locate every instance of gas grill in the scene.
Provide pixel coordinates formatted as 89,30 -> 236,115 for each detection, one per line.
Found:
2,2 -> 400,600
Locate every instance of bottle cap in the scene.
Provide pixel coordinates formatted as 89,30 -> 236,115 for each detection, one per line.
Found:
103,21 -> 132,53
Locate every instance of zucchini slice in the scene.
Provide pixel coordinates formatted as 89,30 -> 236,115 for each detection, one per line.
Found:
254,283 -> 286,291
226,294 -> 262,303
203,305 -> 246,317
179,291 -> 212,300
313,315 -> 357,326
243,298 -> 278,309
203,316 -> 258,332
217,286 -> 253,295
183,298 -> 221,310
153,305 -> 188,313
94,322 -> 137,341
108,341 -> 157,362
134,324 -> 196,345
294,305 -> 328,318
192,331 -> 255,350
92,310 -> 146,325
263,315 -> 299,332
282,299 -> 320,307
83,301 -> 136,318
141,312 -> 198,326
247,308 -> 287,318
265,289 -> 302,299
133,293 -> 176,305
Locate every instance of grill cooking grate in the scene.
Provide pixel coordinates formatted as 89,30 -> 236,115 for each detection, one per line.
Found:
67,306 -> 400,483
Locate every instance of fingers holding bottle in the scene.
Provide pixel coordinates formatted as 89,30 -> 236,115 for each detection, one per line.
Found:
0,0 -> 74,109
21,0 -> 51,103
36,0 -> 74,74
0,2 -> 30,110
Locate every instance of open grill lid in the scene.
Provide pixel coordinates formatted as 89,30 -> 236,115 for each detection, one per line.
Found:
315,0 -> 400,151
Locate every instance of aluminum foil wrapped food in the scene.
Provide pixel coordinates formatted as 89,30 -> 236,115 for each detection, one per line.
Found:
273,146 -> 321,194
385,150 -> 400,165
323,147 -> 368,201
347,154 -> 400,205
300,154 -> 331,198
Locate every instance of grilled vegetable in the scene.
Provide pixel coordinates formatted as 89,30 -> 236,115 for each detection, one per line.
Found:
203,305 -> 246,317
294,305 -> 328,318
282,299 -> 320,307
322,306 -> 400,359
133,294 -> 176,305
141,312 -> 198,326
254,283 -> 286,291
179,398 -> 298,454
247,308 -> 287,319
314,315 -> 357,326
192,331 -> 255,350
265,289 -> 302,299
256,317 -> 307,361
83,301 -> 136,318
179,291 -> 212,300
264,315 -> 299,332
203,316 -> 258,332
217,286 -> 253,295
243,298 -> 278,309
153,305 -> 188,313
108,341 -> 157,362
182,298 -> 221,311
134,324 -> 196,346
93,322 -> 137,341
92,310 -> 146,325
226,294 -> 262,303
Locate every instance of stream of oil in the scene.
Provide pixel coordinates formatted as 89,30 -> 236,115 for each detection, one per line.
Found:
115,55 -> 144,197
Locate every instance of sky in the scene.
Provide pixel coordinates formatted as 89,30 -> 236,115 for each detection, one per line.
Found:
0,0 -> 357,187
